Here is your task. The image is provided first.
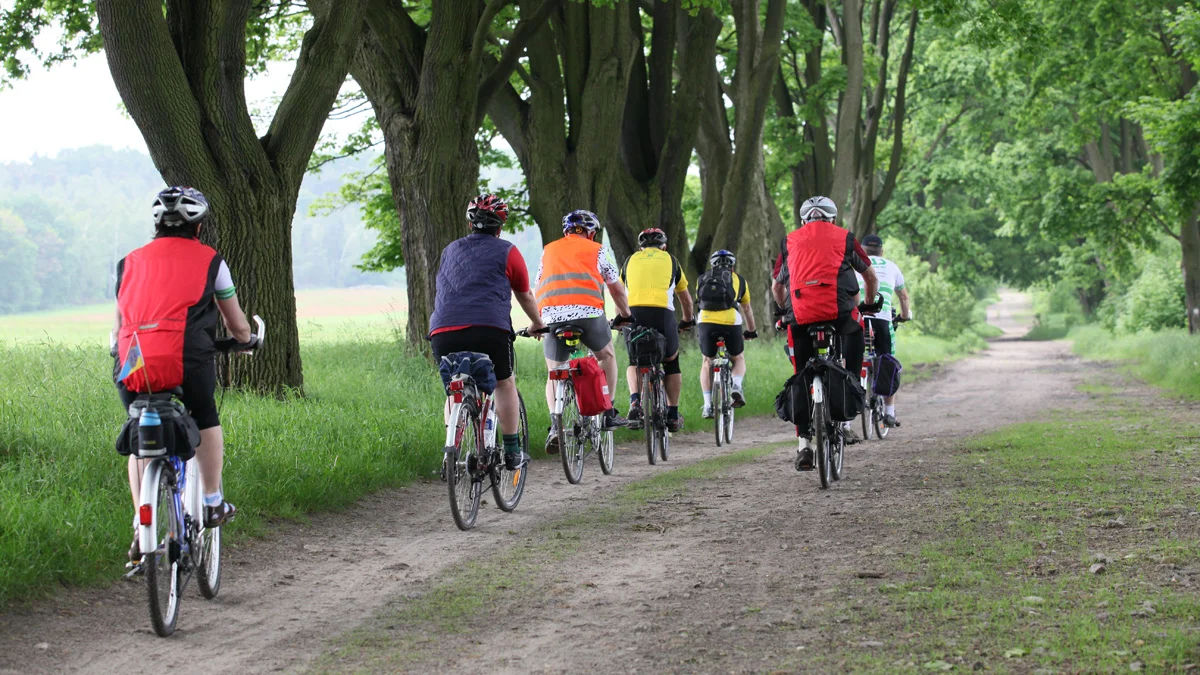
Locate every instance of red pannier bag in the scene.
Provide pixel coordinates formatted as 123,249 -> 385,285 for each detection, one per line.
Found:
569,356 -> 611,416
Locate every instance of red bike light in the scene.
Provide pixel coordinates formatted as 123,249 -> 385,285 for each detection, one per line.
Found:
448,380 -> 465,392
139,504 -> 153,526
549,369 -> 571,381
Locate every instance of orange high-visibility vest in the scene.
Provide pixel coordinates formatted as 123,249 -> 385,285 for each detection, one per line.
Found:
537,234 -> 605,312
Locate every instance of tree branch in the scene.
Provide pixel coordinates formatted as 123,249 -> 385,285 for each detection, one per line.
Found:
477,0 -> 562,120
872,8 -> 917,220
266,0 -> 369,184
922,102 -> 968,163
470,0 -> 513,70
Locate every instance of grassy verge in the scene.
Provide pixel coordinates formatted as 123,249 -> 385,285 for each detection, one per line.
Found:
1071,325 -> 1200,399
0,314 -> 982,608
799,401 -> 1200,672
311,444 -> 780,674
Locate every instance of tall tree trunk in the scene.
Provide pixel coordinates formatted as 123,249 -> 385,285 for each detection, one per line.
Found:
97,0 -> 367,394
1182,206 -> 1200,334
829,0 -> 864,211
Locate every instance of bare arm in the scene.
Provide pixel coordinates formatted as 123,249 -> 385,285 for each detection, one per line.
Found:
111,306 -> 121,353
861,266 -> 880,305
896,287 -> 911,320
741,302 -> 758,333
515,290 -> 545,331
771,279 -> 788,307
677,291 -> 694,323
217,295 -> 253,343
607,281 -> 632,317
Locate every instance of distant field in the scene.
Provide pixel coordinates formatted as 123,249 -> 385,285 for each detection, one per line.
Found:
0,286 -> 410,345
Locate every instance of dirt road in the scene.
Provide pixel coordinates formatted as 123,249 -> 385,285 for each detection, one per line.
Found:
0,291 -> 1094,674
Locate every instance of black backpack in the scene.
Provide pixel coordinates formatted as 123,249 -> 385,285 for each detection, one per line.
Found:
697,269 -> 739,311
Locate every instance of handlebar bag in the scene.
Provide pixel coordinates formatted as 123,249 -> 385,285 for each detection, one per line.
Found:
438,351 -> 497,395
569,356 -> 611,416
625,326 -> 666,367
873,354 -> 903,397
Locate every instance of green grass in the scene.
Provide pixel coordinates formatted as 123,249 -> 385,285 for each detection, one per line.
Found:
0,306 -> 988,607
800,407 -> 1200,673
1071,325 -> 1200,399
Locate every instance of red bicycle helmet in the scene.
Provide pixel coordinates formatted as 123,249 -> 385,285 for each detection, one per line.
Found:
466,194 -> 509,230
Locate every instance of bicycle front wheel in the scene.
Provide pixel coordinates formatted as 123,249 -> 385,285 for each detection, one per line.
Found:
813,397 -> 831,489
860,376 -> 871,441
559,385 -> 585,484
492,394 -> 528,512
642,371 -> 658,465
598,428 -> 614,475
144,462 -> 182,636
447,400 -> 482,530
831,426 -> 844,481
872,397 -> 890,439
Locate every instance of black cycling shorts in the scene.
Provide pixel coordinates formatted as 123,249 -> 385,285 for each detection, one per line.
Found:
117,361 -> 220,431
629,306 -> 679,361
865,317 -> 894,356
698,323 -> 744,358
431,326 -> 516,380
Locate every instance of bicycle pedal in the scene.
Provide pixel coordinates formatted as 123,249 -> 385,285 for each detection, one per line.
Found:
123,562 -> 145,579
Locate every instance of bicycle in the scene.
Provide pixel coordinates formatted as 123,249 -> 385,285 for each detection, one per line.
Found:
126,316 -> 264,637
441,353 -> 529,531
711,336 -> 735,447
799,324 -> 846,489
861,315 -> 905,440
524,325 -> 615,483
625,325 -> 670,465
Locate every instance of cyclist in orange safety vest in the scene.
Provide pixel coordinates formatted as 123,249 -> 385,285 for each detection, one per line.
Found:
534,210 -> 633,453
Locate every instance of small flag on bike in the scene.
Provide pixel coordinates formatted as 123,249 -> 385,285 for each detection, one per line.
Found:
116,335 -> 145,383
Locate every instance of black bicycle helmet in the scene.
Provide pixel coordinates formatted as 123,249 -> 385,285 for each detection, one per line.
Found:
638,228 -> 667,248
153,186 -> 209,227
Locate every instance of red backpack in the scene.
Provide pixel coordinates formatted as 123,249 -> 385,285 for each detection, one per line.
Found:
570,356 -> 611,416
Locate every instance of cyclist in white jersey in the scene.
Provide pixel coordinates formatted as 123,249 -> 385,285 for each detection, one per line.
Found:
856,235 -> 911,427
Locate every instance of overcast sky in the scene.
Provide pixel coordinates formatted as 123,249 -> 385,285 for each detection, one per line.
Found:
0,52 -> 365,164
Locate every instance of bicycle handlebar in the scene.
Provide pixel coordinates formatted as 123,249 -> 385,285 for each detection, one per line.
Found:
517,327 -> 549,338
608,315 -> 634,330
215,315 -> 266,355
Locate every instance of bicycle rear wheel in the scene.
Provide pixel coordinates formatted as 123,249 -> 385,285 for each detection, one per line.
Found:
447,400 -> 483,530
813,396 -> 832,490
712,370 -> 724,448
642,371 -> 657,465
559,385 -> 585,484
860,372 -> 872,441
872,397 -> 889,439
656,375 -> 669,462
492,394 -> 528,512
722,369 -> 735,445
144,463 -> 182,636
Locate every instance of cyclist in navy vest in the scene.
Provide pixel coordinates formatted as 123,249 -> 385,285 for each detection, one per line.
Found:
429,194 -> 544,471
113,186 -> 255,563
771,196 -> 881,470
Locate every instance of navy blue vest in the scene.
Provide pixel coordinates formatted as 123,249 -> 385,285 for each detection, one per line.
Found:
428,233 -> 516,335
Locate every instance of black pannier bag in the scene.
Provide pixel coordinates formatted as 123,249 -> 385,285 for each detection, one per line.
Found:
626,326 -> 667,367
873,353 -> 903,397
774,360 -> 864,434
115,396 -> 200,462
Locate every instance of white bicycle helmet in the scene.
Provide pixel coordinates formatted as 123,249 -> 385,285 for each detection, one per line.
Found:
153,186 -> 209,227
799,195 -> 838,224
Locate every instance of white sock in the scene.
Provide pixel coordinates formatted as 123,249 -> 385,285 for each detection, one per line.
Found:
885,404 -> 895,416
732,375 -> 744,388
204,491 -> 223,507
800,437 -> 813,451
702,391 -> 712,406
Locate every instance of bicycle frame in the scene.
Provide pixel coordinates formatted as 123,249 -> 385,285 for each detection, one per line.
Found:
444,376 -> 493,450
137,454 -> 200,572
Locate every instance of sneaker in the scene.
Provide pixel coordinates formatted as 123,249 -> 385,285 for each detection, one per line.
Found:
667,414 -> 684,433
601,408 -> 629,431
628,402 -> 644,429
843,427 -> 862,445
795,447 -> 815,471
504,450 -> 527,471
545,428 -> 561,455
128,534 -> 141,564
204,500 -> 237,528
884,414 -> 900,428
730,385 -> 746,408
701,404 -> 714,419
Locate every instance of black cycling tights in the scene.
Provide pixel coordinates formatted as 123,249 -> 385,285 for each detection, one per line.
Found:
789,315 -> 865,377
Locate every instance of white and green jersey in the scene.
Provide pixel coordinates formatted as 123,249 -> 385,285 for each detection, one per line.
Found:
855,256 -> 906,319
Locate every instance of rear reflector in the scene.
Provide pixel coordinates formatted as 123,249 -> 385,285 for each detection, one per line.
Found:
139,504 -> 153,526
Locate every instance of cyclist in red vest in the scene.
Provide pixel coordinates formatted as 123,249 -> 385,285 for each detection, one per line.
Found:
113,187 -> 254,562
772,196 -> 880,470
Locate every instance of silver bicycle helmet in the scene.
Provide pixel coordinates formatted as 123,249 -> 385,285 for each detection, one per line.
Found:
153,186 -> 209,227
799,195 -> 837,224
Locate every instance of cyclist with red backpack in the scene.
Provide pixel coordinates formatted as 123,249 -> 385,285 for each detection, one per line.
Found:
771,196 -> 881,470
113,187 -> 256,562
428,194 -> 545,471
696,250 -> 758,418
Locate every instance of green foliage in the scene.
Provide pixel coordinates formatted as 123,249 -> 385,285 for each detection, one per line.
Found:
1116,251 -> 1187,333
0,0 -> 99,82
1072,325 -> 1200,399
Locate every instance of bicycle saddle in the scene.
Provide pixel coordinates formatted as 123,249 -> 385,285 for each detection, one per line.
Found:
135,387 -> 184,402
554,324 -> 585,346
806,323 -> 837,336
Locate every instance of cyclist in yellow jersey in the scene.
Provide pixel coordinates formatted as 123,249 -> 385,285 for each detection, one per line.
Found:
696,250 -> 758,418
620,228 -> 695,431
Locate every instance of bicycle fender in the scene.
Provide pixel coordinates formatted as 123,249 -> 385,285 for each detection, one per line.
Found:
138,460 -> 165,558
811,376 -> 825,403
